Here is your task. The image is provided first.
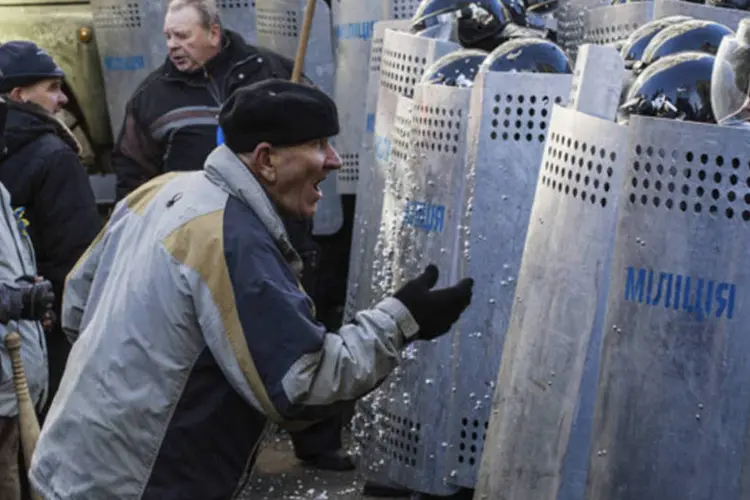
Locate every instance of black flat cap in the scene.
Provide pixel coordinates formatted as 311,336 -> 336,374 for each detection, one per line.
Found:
0,41 -> 65,93
219,79 -> 339,154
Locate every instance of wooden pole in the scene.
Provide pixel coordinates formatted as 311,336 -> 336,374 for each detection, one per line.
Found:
291,0 -> 317,83
5,332 -> 43,500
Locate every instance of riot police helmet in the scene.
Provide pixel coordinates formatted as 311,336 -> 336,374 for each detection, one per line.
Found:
620,51 -> 716,124
411,0 -> 526,50
421,49 -> 489,86
639,19 -> 733,67
711,18 -> 750,126
480,37 -> 572,73
620,16 -> 692,66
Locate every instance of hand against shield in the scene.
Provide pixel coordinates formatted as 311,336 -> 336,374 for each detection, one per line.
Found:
394,264 -> 474,341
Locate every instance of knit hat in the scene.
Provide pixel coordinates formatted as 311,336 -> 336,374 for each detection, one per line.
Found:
218,79 -> 339,153
0,41 -> 65,92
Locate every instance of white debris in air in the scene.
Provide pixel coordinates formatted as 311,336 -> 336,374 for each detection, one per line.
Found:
456,73 -> 475,88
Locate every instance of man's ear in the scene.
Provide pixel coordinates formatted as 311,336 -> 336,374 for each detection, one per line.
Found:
8,87 -> 25,103
248,142 -> 276,184
209,23 -> 222,48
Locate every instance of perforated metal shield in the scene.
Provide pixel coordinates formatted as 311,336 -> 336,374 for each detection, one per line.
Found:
91,0 -> 257,135
382,0 -> 423,19
353,94 -> 418,489
344,28 -> 459,321
556,0 -> 610,60
332,2 -> 384,194
90,0 -> 168,134
583,3 -> 653,47
585,117 -> 750,500
342,19 -> 411,326
446,71 -> 573,490
653,0 -> 749,29
254,0 -> 341,235
368,82 -> 474,496
474,105 -> 628,500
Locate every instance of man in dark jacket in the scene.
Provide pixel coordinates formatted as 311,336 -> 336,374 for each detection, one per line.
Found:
0,41 -> 102,423
111,0 -> 353,471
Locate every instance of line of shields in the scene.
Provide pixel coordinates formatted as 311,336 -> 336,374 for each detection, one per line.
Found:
332,1 -> 750,499
87,0 -> 750,496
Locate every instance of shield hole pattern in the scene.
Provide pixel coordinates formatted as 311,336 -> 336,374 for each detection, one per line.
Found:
390,0 -> 422,19
457,418 -> 489,467
629,145 -> 750,221
217,0 -> 254,9
371,38 -> 385,73
415,105 -> 464,155
375,411 -> 422,467
381,49 -> 429,99
490,94 -> 563,143
585,22 -> 642,45
557,5 -> 586,58
256,8 -> 298,38
540,132 -> 616,208
392,110 -> 414,163
93,3 -> 142,29
340,153 -> 360,184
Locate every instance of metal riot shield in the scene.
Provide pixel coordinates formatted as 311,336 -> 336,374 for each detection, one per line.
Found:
333,0 -> 422,194
91,0 -> 257,135
346,28 -> 459,318
342,20 -> 412,332
255,0 -> 334,94
653,0 -> 748,29
445,70 -> 573,490
583,2 -> 653,47
556,0 -> 610,60
585,117 -> 750,500
90,0 -> 169,134
255,0 -> 341,235
382,0 -> 424,19
354,93 -> 420,489
474,104 -> 628,500
370,79 -> 476,496
332,1 -> 385,194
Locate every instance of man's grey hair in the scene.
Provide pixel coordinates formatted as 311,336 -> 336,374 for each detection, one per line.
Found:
167,0 -> 222,29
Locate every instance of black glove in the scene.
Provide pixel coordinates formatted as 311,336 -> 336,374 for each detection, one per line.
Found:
394,264 -> 474,341
0,277 -> 55,324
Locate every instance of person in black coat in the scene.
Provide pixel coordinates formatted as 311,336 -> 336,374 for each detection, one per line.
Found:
0,41 -> 102,423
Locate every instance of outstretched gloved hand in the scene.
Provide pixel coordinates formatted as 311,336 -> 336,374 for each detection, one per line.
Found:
394,264 -> 474,341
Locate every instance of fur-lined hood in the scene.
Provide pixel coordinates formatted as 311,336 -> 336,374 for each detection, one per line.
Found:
2,99 -> 81,158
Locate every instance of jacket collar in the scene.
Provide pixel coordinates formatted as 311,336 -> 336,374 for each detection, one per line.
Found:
203,145 -> 304,277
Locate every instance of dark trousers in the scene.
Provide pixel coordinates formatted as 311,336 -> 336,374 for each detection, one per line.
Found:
286,196 -> 356,458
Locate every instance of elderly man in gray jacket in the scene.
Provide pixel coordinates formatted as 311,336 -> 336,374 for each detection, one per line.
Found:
0,94 -> 50,500
29,80 -> 474,500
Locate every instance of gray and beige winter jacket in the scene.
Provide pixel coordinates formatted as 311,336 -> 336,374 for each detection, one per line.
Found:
29,145 -> 418,500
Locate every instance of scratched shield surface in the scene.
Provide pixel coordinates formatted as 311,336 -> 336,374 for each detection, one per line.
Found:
556,0 -> 610,61
369,81 -> 474,496
342,19 -> 414,324
345,29 -> 459,319
350,29 -> 458,491
446,71 -> 572,491
585,117 -> 750,500
91,0 -> 258,135
332,1 -> 385,194
255,0 -> 342,235
474,105 -> 628,500
583,2 -> 653,48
